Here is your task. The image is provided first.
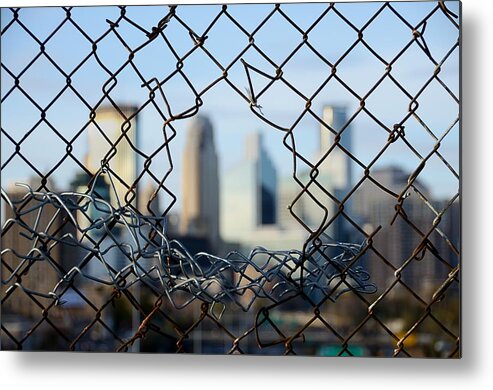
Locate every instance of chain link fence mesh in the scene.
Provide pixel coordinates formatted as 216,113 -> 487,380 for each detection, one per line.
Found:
1,1 -> 460,356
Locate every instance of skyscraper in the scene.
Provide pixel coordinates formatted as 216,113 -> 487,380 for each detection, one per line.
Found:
277,105 -> 352,240
352,166 -> 451,297
180,114 -> 220,248
317,105 -> 353,241
318,105 -> 353,191
70,171 -> 112,240
221,132 -> 277,245
245,132 -> 277,226
86,104 -> 139,209
2,179 -> 79,318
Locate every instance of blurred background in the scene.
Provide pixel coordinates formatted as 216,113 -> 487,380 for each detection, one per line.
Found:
1,1 -> 460,356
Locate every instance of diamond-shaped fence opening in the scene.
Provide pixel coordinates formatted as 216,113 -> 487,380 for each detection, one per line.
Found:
1,2 -> 460,357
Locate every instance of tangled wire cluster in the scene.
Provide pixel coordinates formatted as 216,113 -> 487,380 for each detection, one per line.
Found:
1,170 -> 375,316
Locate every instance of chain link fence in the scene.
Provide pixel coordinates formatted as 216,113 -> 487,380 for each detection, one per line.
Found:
1,1 -> 460,356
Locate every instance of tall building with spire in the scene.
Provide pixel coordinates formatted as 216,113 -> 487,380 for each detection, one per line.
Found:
179,114 -> 220,248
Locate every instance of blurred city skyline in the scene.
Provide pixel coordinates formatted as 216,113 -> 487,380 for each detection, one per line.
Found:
1,2 -> 460,207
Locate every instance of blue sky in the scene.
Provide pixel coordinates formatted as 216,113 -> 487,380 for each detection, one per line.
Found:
1,1 -> 460,211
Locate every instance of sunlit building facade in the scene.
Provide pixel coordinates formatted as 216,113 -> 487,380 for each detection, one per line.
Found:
180,115 -> 220,249
221,132 -> 277,245
86,104 -> 139,209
